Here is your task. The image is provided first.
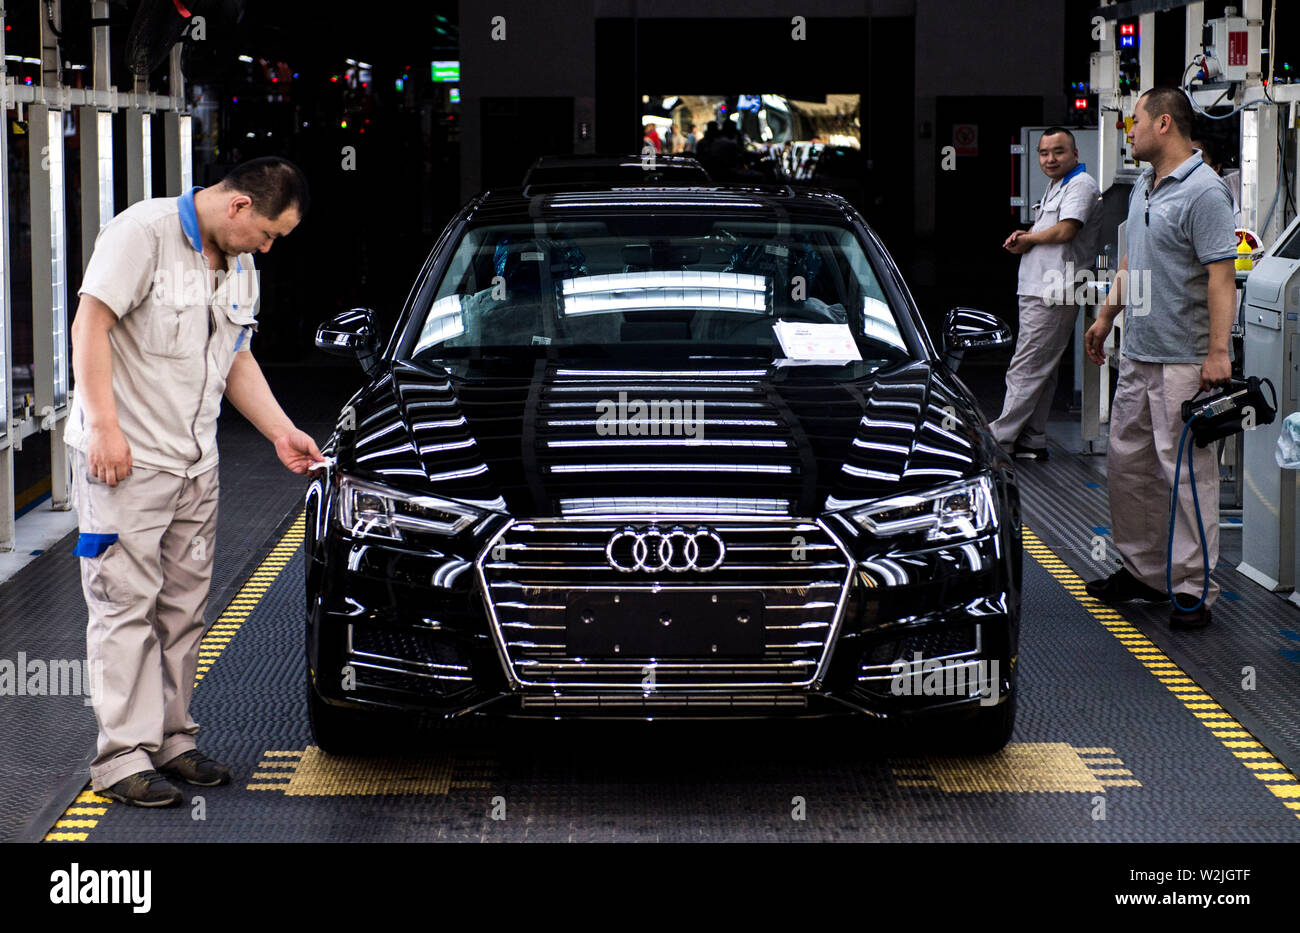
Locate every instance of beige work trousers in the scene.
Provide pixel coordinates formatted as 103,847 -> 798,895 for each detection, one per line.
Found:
990,294 -> 1079,450
1105,357 -> 1220,607
69,445 -> 220,790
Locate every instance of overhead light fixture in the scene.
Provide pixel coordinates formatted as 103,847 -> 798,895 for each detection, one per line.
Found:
140,112 -> 152,200
46,109 -> 69,409
415,295 -> 466,352
179,114 -> 192,191
96,111 -> 113,231
561,271 -> 767,317
0,119 -> 7,432
862,297 -> 906,350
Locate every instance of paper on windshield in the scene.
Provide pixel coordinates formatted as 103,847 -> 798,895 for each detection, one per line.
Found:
773,321 -> 862,362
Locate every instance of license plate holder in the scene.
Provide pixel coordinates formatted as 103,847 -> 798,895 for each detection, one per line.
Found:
565,590 -> 765,659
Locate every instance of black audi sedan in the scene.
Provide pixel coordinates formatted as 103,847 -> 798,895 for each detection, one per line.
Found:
304,183 -> 1022,753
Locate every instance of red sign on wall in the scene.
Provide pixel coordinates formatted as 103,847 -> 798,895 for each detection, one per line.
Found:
953,123 -> 978,156
1229,30 -> 1248,67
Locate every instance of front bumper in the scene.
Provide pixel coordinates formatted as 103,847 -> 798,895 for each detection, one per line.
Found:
306,507 -> 1019,721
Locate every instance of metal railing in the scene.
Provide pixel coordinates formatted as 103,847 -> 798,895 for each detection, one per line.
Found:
0,1 -> 192,551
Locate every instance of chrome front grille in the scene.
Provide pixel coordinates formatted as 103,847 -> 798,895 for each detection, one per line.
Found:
519,694 -> 809,710
477,518 -> 853,690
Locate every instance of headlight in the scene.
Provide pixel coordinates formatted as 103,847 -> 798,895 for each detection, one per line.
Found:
846,474 -> 997,542
337,476 -> 485,539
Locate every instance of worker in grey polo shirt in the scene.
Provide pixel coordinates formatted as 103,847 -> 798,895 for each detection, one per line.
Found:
1084,88 -> 1237,629
993,126 -> 1102,460
66,157 -> 324,806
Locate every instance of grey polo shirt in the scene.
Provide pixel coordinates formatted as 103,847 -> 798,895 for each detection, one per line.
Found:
1121,150 -> 1238,363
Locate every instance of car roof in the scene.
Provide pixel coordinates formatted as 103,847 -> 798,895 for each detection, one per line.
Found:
468,184 -> 857,226
521,153 -> 714,192
526,153 -> 708,171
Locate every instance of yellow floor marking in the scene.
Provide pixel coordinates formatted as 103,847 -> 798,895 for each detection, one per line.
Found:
246,746 -> 494,797
45,513 -> 306,842
890,742 -> 1130,793
46,516 -> 1300,834
1021,526 -> 1300,822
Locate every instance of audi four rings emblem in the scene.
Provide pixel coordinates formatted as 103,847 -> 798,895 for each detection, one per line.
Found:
605,525 -> 726,573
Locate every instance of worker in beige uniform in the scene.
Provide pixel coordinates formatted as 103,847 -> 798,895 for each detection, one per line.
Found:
992,127 -> 1102,460
65,157 -> 324,806
1084,89 -> 1237,629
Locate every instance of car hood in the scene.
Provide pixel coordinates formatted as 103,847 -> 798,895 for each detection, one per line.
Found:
338,355 -> 990,519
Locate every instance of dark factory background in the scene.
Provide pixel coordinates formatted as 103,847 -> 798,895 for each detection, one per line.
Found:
3,0 -> 1138,363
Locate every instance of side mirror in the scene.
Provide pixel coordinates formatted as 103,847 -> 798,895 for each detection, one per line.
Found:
942,308 -> 1012,373
943,308 -> 1013,353
316,308 -> 380,373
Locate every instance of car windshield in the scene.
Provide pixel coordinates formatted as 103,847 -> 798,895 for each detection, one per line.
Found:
406,216 -> 911,361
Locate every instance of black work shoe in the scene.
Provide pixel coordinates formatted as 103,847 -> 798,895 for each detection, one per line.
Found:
1170,599 -> 1213,629
1084,567 -> 1170,604
101,770 -> 183,807
1013,443 -> 1049,462
159,749 -> 232,787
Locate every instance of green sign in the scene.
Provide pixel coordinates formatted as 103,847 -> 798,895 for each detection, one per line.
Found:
432,60 -> 459,82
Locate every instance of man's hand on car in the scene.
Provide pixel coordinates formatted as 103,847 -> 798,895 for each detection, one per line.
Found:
274,428 -> 325,475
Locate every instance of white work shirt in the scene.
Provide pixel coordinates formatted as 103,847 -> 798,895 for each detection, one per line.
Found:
1016,163 -> 1102,301
65,187 -> 259,478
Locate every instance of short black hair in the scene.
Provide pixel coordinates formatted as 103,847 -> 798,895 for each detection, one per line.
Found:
219,156 -> 309,220
1040,126 -> 1077,148
1138,87 -> 1194,139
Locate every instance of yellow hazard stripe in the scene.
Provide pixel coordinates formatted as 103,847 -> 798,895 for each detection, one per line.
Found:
44,513 -> 304,842
1023,526 -> 1300,822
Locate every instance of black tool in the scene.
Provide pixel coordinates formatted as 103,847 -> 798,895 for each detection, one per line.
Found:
1179,376 -> 1277,448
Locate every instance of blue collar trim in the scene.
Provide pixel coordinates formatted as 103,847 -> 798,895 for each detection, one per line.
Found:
178,186 -> 205,252
1062,162 -> 1087,184
179,185 -> 243,276
1173,151 -> 1208,181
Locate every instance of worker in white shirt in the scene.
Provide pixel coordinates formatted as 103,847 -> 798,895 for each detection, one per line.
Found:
991,127 -> 1103,460
67,157 -> 323,806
